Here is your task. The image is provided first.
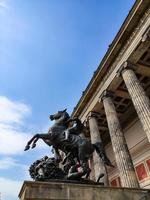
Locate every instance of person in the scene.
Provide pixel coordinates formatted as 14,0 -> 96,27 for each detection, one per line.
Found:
64,117 -> 86,140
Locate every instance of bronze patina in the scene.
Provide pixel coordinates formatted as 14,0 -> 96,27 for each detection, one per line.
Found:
25,109 -> 113,182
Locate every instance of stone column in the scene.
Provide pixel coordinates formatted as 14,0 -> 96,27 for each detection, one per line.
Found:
89,156 -> 95,181
121,61 -> 150,143
101,91 -> 139,188
88,112 -> 109,185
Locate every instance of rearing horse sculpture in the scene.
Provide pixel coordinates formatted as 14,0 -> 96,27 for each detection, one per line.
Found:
24,109 -> 113,180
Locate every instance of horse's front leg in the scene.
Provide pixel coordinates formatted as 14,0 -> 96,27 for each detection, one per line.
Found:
24,134 -> 39,151
31,137 -> 39,149
24,134 -> 50,151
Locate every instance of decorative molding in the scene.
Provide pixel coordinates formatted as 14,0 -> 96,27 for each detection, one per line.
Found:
142,26 -> 150,42
73,7 -> 150,120
117,61 -> 136,77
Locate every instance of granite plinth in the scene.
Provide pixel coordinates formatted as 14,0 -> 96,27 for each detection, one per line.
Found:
19,180 -> 150,200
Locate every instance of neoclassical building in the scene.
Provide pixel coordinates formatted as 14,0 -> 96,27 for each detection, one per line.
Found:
72,0 -> 150,189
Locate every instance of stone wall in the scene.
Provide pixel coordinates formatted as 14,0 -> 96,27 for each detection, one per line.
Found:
106,119 -> 150,188
19,181 -> 150,200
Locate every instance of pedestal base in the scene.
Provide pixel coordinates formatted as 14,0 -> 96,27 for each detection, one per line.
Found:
19,181 -> 150,200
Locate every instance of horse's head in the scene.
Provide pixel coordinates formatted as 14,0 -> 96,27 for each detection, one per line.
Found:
49,109 -> 70,123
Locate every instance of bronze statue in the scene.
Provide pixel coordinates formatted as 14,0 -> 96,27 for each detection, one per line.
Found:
29,155 -> 105,184
29,156 -> 66,181
25,109 -> 114,181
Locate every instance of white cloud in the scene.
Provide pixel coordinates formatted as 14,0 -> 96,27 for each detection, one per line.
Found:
0,157 -> 27,170
0,177 -> 21,200
0,0 -> 9,14
0,96 -> 50,155
0,156 -> 31,182
0,96 -> 53,199
0,0 -> 8,9
0,96 -> 32,155
0,124 -> 31,155
0,96 -> 31,125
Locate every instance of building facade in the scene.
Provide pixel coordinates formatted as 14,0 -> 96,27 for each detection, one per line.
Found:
72,0 -> 150,189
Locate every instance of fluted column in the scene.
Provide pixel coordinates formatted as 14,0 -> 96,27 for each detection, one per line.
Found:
88,112 -> 109,185
101,91 -> 139,188
121,61 -> 150,143
89,156 -> 95,181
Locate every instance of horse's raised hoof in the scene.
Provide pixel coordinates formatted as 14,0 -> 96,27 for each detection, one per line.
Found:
24,145 -> 30,151
31,143 -> 36,149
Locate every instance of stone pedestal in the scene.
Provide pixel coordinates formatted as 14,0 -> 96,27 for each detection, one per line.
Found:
19,181 -> 150,200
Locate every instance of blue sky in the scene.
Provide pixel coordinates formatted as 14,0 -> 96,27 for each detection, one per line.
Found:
0,0 -> 135,199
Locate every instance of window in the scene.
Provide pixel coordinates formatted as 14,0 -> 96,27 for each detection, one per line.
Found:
110,177 -> 121,187
111,179 -> 117,187
135,163 -> 148,181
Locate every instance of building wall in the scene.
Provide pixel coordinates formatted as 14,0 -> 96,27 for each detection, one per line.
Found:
105,120 -> 150,188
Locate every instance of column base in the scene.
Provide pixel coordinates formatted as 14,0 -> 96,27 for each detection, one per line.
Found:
19,180 -> 150,200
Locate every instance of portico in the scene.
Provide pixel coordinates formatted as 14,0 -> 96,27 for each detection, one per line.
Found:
72,0 -> 150,188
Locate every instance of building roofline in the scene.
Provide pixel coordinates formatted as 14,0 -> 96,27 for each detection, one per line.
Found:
72,0 -> 149,117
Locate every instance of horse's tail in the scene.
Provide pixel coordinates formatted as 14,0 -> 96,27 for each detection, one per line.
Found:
93,142 -> 114,168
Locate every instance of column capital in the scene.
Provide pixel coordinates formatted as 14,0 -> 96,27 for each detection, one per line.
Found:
99,90 -> 114,102
86,111 -> 100,121
117,61 -> 136,77
142,27 -> 150,42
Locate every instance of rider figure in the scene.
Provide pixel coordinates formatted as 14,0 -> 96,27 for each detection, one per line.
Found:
62,117 -> 86,171
64,117 -> 85,140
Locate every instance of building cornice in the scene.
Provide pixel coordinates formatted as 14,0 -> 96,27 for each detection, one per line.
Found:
72,0 -> 150,118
